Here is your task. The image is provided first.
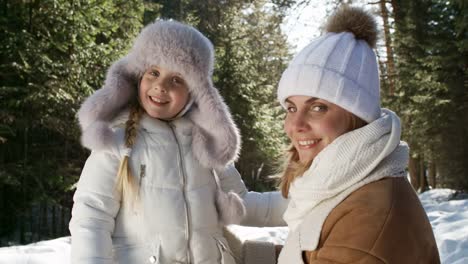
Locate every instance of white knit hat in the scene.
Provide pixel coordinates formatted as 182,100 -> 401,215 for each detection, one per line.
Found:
278,6 -> 381,123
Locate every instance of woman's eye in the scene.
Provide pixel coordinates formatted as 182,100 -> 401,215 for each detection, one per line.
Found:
286,106 -> 297,113
310,104 -> 327,112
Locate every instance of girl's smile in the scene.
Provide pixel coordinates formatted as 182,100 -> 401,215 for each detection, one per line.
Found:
149,95 -> 170,104
139,66 -> 189,120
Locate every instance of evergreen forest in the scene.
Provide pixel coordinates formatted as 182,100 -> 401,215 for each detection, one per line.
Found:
0,0 -> 466,245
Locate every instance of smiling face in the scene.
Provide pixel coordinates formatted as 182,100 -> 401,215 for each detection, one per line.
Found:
139,66 -> 190,120
284,96 -> 355,164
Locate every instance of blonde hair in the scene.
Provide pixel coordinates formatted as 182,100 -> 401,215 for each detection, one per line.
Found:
116,103 -> 144,205
279,113 -> 367,198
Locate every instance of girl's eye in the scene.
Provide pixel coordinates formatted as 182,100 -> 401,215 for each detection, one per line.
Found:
172,77 -> 184,85
286,106 -> 297,113
310,104 -> 327,112
149,70 -> 160,77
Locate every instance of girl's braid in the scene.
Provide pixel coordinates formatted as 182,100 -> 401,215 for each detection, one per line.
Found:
117,103 -> 144,205
125,104 -> 144,148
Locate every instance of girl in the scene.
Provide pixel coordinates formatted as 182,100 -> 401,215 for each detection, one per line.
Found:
276,6 -> 440,264
70,20 -> 287,264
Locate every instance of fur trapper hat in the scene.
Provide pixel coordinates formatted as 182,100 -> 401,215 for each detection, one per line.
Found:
78,20 -> 241,170
277,5 -> 381,123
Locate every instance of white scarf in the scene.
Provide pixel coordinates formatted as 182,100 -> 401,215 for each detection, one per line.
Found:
279,109 -> 409,263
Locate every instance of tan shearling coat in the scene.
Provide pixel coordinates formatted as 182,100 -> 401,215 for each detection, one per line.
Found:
303,177 -> 440,264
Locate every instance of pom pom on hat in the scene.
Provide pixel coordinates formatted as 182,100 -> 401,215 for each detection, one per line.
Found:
325,5 -> 378,48
277,5 -> 382,123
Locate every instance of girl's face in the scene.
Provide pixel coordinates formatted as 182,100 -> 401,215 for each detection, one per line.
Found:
139,66 -> 189,120
284,96 -> 353,164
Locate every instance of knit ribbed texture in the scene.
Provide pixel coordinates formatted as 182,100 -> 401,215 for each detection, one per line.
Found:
278,109 -> 409,264
277,31 -> 381,123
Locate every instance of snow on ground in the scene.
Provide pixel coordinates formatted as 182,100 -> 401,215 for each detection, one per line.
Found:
0,237 -> 70,264
0,189 -> 467,264
419,189 -> 468,264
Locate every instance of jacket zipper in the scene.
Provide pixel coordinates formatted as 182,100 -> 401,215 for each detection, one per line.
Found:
139,164 -> 146,188
168,122 -> 193,263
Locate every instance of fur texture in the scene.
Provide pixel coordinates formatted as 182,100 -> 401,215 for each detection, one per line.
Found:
78,20 -> 241,170
78,58 -> 136,150
216,190 -> 246,225
325,5 -> 378,48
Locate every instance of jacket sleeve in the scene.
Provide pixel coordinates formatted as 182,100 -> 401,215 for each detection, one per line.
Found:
69,150 -> 122,264
216,164 -> 289,227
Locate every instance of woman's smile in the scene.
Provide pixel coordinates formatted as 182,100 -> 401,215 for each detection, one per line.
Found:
284,96 -> 352,164
297,139 -> 321,148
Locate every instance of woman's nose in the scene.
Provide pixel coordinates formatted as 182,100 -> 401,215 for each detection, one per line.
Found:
291,113 -> 310,132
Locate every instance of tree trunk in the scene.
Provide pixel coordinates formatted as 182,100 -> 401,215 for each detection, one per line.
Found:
52,204 -> 56,237
43,200 -> 48,238
19,215 -> 25,244
20,126 -> 29,244
418,157 -> 429,192
379,0 -> 396,95
408,154 -> 420,190
61,206 -> 66,235
428,161 -> 437,188
37,203 -> 42,241
30,206 -> 34,243
390,0 -> 399,24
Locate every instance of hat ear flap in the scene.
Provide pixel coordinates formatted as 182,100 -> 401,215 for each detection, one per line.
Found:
188,81 -> 241,170
78,57 -> 137,150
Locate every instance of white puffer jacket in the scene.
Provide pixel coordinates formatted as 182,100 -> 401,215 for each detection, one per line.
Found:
69,115 -> 287,264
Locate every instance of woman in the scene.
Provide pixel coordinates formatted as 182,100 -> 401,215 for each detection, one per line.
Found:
276,5 -> 440,264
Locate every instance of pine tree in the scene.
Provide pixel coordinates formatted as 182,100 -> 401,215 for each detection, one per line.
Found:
206,1 -> 291,190
0,0 -> 144,244
391,0 -> 467,191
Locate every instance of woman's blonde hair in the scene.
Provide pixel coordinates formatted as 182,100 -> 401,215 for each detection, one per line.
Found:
116,103 -> 144,205
279,112 -> 367,198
